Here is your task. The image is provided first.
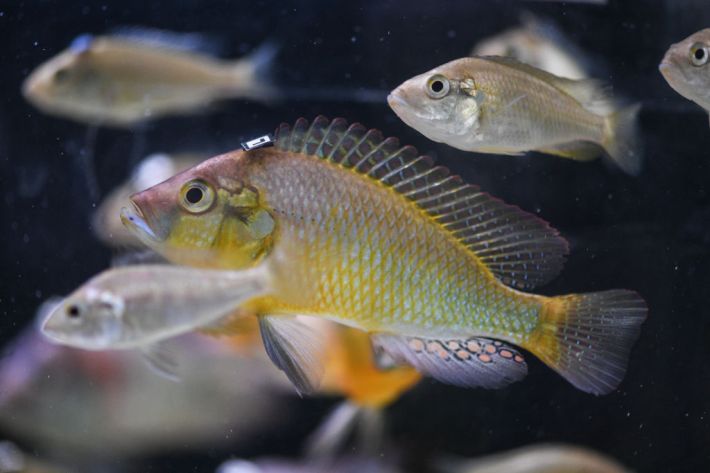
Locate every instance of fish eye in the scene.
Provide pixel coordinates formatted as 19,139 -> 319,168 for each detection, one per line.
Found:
180,179 -> 215,213
426,74 -> 450,99
54,68 -> 69,82
66,304 -> 82,319
690,43 -> 709,66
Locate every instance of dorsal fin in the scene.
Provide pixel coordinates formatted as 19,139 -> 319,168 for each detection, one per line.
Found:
480,56 -> 614,116
274,116 -> 568,290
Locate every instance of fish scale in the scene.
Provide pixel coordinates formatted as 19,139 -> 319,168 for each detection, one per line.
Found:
249,150 -> 541,339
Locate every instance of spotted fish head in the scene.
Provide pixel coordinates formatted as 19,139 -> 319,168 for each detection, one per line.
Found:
121,151 -> 276,269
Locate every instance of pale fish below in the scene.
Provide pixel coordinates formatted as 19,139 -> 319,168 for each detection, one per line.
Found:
388,57 -> 642,175
121,117 -> 647,396
41,264 -> 270,377
659,28 -> 710,127
22,31 -> 277,126
1,308 -> 290,461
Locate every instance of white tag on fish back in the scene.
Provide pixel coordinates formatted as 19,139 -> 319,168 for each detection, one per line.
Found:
241,134 -> 274,151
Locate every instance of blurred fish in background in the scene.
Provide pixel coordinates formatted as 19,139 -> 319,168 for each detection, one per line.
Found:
92,152 -> 208,248
217,455 -> 403,473
472,14 -> 591,80
0,441 -> 70,473
0,300 -> 292,469
438,444 -> 632,473
302,321 -> 421,457
660,28 -> 710,126
22,28 -> 278,127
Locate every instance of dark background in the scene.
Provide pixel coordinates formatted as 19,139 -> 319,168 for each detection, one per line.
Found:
1,0 -> 710,471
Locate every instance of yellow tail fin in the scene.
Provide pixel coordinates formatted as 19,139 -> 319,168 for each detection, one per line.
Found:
528,290 -> 647,395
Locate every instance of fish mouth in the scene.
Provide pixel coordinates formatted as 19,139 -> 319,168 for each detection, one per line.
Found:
40,303 -> 74,346
387,91 -> 410,113
120,200 -> 161,243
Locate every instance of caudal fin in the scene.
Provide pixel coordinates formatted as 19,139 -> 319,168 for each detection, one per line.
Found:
602,104 -> 643,175
229,41 -> 280,101
529,290 -> 647,395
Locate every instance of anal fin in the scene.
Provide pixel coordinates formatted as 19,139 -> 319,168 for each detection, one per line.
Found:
259,314 -> 326,395
372,334 -> 527,389
538,141 -> 603,162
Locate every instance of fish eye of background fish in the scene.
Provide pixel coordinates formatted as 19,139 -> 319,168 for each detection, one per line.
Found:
65,303 -> 83,320
426,74 -> 451,99
690,42 -> 709,66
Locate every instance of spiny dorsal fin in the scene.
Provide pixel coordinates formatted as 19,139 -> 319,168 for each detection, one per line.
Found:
480,56 -> 614,116
274,116 -> 568,290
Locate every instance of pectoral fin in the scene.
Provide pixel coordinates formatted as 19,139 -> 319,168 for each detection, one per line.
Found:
372,334 -> 527,389
141,341 -> 180,381
258,315 -> 326,395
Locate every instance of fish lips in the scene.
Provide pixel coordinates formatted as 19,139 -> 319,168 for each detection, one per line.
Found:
120,200 -> 163,244
40,304 -> 82,347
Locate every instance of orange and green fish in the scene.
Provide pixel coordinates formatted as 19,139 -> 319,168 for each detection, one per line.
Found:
122,116 -> 647,395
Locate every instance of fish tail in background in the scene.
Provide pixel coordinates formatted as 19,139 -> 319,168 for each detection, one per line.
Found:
229,40 -> 280,101
526,290 -> 647,395
76,125 -> 100,205
602,103 -> 643,175
304,401 -> 384,458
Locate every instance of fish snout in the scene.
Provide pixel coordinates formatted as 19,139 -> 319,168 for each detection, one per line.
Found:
387,88 -> 411,112
21,73 -> 45,103
40,305 -> 69,344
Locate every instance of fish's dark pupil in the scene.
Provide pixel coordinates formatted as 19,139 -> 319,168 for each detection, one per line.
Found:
431,80 -> 444,93
186,187 -> 203,204
67,305 -> 81,318
54,68 -> 68,82
695,48 -> 705,60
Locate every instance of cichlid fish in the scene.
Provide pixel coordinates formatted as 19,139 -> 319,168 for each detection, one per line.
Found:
120,117 -> 646,396
23,31 -> 277,126
41,264 -> 270,377
472,15 -> 589,80
660,29 -> 710,126
388,57 -> 643,175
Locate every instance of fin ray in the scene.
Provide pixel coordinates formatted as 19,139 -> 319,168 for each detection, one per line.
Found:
529,290 -> 647,395
274,117 -> 568,290
258,314 -> 325,395
141,341 -> 180,381
372,334 -> 527,389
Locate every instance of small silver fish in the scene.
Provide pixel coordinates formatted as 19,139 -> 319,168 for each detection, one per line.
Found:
23,31 -> 277,126
41,265 -> 269,370
660,29 -> 710,126
388,56 -> 642,175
